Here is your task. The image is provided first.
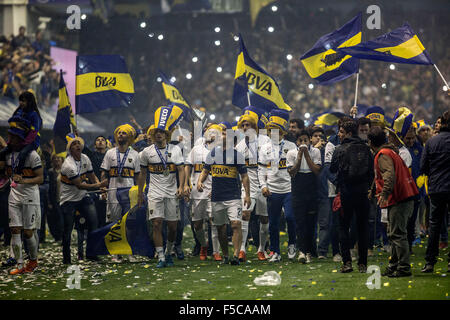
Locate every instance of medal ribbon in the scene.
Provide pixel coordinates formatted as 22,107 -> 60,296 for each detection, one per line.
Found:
116,147 -> 130,177
155,144 -> 169,170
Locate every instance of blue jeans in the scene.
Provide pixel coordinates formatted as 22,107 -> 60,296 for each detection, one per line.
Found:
267,192 -> 295,254
61,196 -> 98,262
317,198 -> 332,256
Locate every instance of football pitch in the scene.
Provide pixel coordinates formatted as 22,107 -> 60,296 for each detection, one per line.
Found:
0,229 -> 448,301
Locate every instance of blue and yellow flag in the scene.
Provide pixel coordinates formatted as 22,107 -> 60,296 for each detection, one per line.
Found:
53,70 -> 76,156
233,34 -> 291,113
75,55 -> 134,114
86,186 -> 154,257
159,70 -> 197,122
300,13 -> 362,86
310,110 -> 347,127
337,23 -> 433,65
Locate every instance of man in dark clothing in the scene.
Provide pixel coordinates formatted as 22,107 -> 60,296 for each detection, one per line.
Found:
83,136 -> 108,227
420,110 -> 450,273
330,119 -> 374,273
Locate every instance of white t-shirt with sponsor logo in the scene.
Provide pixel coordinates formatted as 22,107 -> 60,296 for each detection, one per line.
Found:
185,144 -> 211,200
140,144 -> 183,199
60,154 -> 93,205
6,151 -> 41,205
258,139 -> 297,194
235,135 -> 270,198
100,147 -> 141,204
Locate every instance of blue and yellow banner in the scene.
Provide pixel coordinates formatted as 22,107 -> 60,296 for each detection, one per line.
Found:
233,34 -> 291,113
159,70 -> 197,122
310,110 -> 347,127
86,186 -> 154,257
75,55 -> 134,114
300,13 -> 362,86
53,70 -> 76,156
337,23 -> 433,65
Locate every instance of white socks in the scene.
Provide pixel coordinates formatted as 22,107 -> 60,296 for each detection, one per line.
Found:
241,220 -> 249,252
211,225 -> 220,254
258,222 -> 269,252
11,234 -> 23,267
25,235 -> 38,261
156,247 -> 165,261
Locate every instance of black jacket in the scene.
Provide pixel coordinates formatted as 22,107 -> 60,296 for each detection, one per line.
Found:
330,136 -> 374,195
420,128 -> 450,194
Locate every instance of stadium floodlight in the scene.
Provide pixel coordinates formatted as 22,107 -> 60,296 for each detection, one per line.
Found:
381,83 -> 387,89
216,67 -> 222,72
268,26 -> 274,33
308,83 -> 314,89
214,40 -> 221,46
158,34 -> 164,40
81,14 -> 87,20
156,77 -> 162,82
286,54 -> 293,60
305,112 -> 311,119
389,64 -> 396,70
443,85 -> 448,92
214,27 -> 221,33
170,76 -> 176,83
234,35 -> 239,41
186,73 -> 192,79
209,114 -> 216,120
271,5 -> 278,12
148,33 -> 154,38
192,56 -> 198,63
140,22 -> 146,28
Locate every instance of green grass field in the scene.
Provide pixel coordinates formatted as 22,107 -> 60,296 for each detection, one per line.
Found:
0,229 -> 448,300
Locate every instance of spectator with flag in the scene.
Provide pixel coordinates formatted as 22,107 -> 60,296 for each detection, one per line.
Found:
100,124 -> 141,263
137,105 -> 186,268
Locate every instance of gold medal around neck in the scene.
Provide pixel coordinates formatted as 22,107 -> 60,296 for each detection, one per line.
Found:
163,168 -> 170,177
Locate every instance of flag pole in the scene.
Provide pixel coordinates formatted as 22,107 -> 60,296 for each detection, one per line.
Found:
351,72 -> 360,118
247,91 -> 251,106
433,64 -> 449,88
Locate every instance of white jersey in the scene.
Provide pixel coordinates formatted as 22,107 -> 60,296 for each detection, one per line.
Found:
235,135 -> 270,198
140,144 -> 183,198
399,145 -> 412,168
6,151 -> 41,205
258,139 -> 297,194
286,145 -> 322,173
100,147 -> 141,204
60,154 -> 93,205
185,144 -> 211,200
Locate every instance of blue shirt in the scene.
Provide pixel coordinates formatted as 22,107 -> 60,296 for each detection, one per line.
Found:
204,147 -> 247,202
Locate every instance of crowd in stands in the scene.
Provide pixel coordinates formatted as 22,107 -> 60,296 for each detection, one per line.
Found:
1,3 -> 449,135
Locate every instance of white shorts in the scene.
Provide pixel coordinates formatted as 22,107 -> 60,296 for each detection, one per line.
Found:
9,203 -> 41,230
191,199 -> 212,222
241,191 -> 268,216
106,203 -> 123,222
211,199 -> 242,226
148,197 -> 180,221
